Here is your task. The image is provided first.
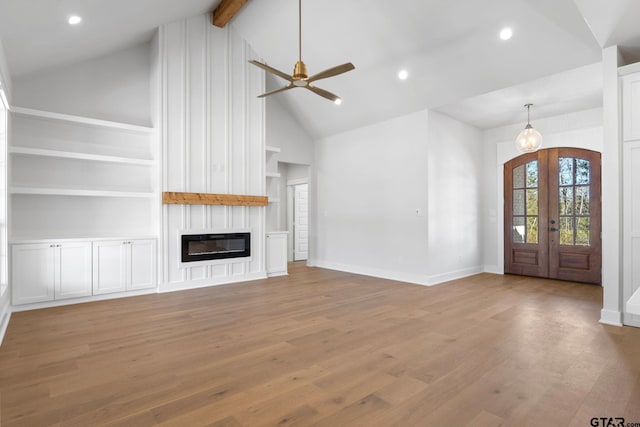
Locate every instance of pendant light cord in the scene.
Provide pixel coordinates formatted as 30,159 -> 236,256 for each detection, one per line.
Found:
525,103 -> 532,125
298,0 -> 302,62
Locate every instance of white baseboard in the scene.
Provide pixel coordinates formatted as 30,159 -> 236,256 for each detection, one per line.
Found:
483,264 -> 502,275
310,261 -> 478,287
600,309 -> 623,327
427,266 -> 485,286
0,294 -> 11,346
10,288 -> 158,312
313,260 -> 431,286
622,312 -> 640,328
159,272 -> 268,293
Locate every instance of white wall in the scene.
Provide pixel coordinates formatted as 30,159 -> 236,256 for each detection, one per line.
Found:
277,163 -> 309,232
426,111 -> 483,283
0,39 -> 12,104
312,108 -> 483,285
13,42 -> 151,126
481,108 -> 603,274
266,97 -> 313,165
159,15 -> 265,291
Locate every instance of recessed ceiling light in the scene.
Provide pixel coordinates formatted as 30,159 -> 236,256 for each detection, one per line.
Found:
398,69 -> 409,80
68,15 -> 82,25
334,98 -> 342,106
499,27 -> 513,41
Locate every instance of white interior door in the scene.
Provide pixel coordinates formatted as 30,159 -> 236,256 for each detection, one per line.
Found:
293,183 -> 308,261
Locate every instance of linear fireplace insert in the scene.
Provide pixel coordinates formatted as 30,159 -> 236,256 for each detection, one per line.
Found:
181,232 -> 251,263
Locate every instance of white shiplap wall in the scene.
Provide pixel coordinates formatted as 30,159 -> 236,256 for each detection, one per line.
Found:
159,15 -> 265,292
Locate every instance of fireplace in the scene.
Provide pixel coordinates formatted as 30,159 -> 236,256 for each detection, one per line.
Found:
181,232 -> 251,263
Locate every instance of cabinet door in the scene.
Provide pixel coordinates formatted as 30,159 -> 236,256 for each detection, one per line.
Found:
266,233 -> 288,277
128,239 -> 157,291
56,242 -> 92,300
92,241 -> 127,295
12,243 -> 55,305
623,73 -> 640,141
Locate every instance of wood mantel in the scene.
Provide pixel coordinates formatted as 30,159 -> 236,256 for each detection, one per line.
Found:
162,192 -> 268,206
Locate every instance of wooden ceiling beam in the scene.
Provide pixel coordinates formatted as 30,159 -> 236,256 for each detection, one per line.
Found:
212,0 -> 248,28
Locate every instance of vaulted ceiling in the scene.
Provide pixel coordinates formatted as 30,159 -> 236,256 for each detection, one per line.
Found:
1,0 -> 640,138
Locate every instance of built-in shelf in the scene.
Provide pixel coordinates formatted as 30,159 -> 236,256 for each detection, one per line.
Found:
266,172 -> 281,178
266,145 -> 281,153
9,146 -> 154,165
11,106 -> 155,133
10,187 -> 155,198
9,106 -> 159,244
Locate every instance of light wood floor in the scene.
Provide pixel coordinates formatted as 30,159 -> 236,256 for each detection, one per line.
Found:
1,263 -> 640,426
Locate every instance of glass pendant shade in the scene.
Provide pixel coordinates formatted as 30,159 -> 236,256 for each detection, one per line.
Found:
515,104 -> 542,153
515,124 -> 543,153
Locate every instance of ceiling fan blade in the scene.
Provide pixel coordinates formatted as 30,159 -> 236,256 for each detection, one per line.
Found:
249,60 -> 293,82
306,85 -> 340,102
307,62 -> 355,83
257,84 -> 294,98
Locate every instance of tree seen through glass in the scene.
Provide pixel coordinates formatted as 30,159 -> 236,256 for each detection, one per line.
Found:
558,157 -> 590,246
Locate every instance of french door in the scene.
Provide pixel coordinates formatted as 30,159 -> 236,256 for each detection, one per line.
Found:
504,148 -> 601,284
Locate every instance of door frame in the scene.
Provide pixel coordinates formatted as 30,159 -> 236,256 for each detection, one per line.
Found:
286,177 -> 308,262
494,134 -> 602,275
504,148 -> 601,283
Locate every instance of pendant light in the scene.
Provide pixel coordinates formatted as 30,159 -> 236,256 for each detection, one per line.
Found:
515,103 -> 542,153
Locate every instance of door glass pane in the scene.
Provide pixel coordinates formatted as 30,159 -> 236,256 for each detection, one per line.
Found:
526,189 -> 538,215
526,161 -> 538,188
513,165 -> 525,188
513,190 -> 525,215
576,217 -> 590,246
557,157 -> 591,247
559,187 -> 574,215
576,159 -> 590,185
527,217 -> 538,244
560,218 -> 574,245
559,157 -> 574,186
575,186 -> 590,215
513,217 -> 525,243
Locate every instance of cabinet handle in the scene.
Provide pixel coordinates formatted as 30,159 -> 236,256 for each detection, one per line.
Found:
50,244 -> 55,248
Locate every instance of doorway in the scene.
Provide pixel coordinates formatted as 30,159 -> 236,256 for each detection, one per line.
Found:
292,183 -> 308,261
504,148 -> 601,284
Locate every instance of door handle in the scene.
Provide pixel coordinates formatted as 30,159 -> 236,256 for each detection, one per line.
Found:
550,227 -> 559,232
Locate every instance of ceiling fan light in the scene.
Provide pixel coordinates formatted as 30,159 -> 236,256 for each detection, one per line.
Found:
334,98 -> 342,105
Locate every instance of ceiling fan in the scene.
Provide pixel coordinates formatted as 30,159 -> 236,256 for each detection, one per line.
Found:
249,0 -> 355,104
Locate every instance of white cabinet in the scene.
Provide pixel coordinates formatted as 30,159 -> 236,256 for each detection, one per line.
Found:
266,232 -> 288,277
56,242 -> 93,299
92,240 -> 127,294
93,239 -> 157,295
12,242 -> 92,305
